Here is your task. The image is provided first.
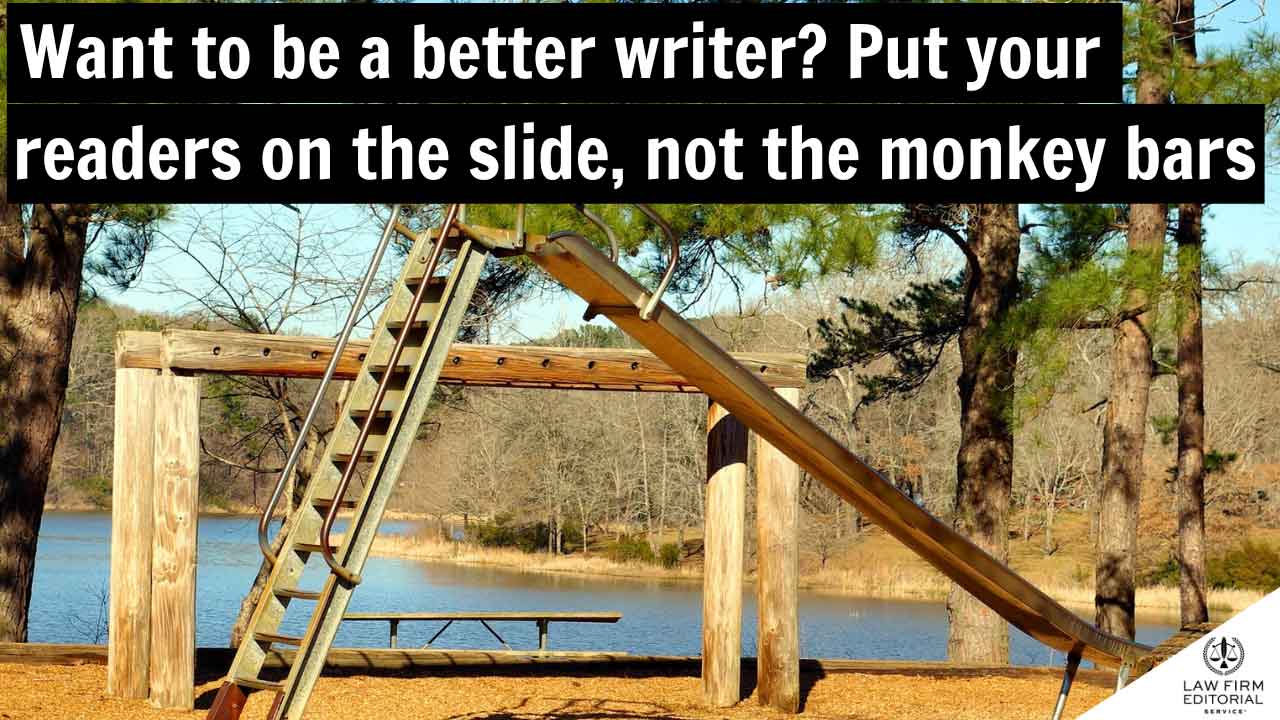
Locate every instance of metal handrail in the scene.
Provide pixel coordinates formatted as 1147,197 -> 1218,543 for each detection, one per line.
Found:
632,204 -> 679,320
318,202 -> 462,585
257,204 -> 402,566
574,204 -> 620,263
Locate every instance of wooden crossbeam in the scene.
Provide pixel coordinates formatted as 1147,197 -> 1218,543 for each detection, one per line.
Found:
115,330 -> 805,391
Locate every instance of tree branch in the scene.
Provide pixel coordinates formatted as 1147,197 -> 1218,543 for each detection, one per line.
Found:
200,439 -> 283,474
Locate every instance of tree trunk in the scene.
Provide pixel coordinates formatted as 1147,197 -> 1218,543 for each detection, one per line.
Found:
1172,0 -> 1209,631
1044,492 -> 1056,556
0,197 -> 91,641
1175,202 -> 1209,625
1096,0 -> 1175,640
947,203 -> 1019,664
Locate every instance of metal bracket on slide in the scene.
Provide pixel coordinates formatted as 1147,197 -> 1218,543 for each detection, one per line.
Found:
1049,645 -> 1084,720
574,203 -> 621,263
553,203 -> 680,322
1115,661 -> 1132,691
632,203 -> 678,321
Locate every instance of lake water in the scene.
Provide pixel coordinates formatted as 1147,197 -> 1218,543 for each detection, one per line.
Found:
31,512 -> 1178,666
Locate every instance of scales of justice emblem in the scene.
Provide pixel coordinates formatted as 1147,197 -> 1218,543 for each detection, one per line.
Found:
1203,636 -> 1245,676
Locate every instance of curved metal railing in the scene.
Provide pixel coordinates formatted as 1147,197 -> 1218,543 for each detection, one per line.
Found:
632,204 -> 678,320
260,202 -> 674,576
318,202 -> 462,585
257,204 -> 403,566
574,204 -> 620,263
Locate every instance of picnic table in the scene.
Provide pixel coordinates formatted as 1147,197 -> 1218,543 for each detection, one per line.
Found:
342,611 -> 623,651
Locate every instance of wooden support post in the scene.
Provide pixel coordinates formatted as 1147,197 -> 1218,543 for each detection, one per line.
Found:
149,371 -> 201,710
107,368 -> 158,699
756,386 -> 802,713
702,401 -> 747,708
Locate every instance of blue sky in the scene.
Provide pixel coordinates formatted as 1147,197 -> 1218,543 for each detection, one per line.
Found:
105,2 -> 1280,340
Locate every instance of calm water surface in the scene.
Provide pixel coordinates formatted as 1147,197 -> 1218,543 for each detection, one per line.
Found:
31,512 -> 1178,665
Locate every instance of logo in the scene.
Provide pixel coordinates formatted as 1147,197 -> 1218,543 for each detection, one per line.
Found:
1202,636 -> 1245,676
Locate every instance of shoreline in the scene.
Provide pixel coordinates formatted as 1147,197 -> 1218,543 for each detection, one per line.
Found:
43,508 -> 1262,618
367,534 -> 1259,620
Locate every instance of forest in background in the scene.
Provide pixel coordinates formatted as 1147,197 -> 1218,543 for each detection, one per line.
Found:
46,248 -> 1280,600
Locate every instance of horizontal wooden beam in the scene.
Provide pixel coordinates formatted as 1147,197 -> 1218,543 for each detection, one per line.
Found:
115,330 -> 805,391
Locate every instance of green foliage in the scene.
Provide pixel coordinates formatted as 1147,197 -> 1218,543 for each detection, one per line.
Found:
808,275 -> 964,410
84,204 -> 172,292
72,474 -> 112,508
206,375 -> 262,440
465,203 -> 888,302
538,324 -> 629,350
1003,211 -> 1178,423
1204,449 -> 1239,476
658,542 -> 681,569
1146,540 -> 1280,592
466,514 -> 583,554
605,535 -> 656,564
1209,540 -> 1280,592
1152,414 -> 1178,446
1175,32 -> 1280,159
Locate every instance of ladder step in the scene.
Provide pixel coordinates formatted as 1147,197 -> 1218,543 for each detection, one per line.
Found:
255,631 -> 304,646
274,587 -> 321,601
347,389 -> 404,421
333,434 -> 386,462
233,676 -> 284,692
295,541 -> 340,554
214,235 -> 491,720
404,270 -> 451,289
387,315 -> 434,331
368,348 -> 421,374
313,497 -> 358,511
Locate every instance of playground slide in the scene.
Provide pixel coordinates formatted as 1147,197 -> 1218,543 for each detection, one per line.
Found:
529,233 -> 1152,669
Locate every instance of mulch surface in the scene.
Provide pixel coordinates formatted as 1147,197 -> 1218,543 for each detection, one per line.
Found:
0,662 -> 1112,720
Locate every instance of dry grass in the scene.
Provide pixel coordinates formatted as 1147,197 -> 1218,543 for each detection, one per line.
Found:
798,561 -> 952,599
369,528 -> 1264,617
800,563 -> 1260,614
1031,582 -> 1262,615
0,662 -> 1117,720
371,534 -> 702,582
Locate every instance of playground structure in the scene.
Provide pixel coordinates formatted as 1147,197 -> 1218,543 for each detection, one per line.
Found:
102,204 -> 1151,720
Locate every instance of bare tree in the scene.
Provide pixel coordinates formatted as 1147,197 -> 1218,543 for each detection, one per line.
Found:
149,204 -> 377,645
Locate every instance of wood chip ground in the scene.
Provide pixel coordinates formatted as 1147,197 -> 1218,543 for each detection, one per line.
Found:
0,662 -> 1114,720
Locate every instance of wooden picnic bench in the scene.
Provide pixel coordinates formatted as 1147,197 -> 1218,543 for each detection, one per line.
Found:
342,611 -> 622,651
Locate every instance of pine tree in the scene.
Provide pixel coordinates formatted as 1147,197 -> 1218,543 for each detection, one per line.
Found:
811,203 -> 1022,664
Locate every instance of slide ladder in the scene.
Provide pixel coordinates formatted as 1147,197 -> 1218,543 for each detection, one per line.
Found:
207,205 -> 492,720
525,228 -> 1153,672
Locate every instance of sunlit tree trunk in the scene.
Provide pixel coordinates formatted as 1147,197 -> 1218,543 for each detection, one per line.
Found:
947,203 -> 1020,664
1170,0 -> 1210,630
1174,201 -> 1208,626
1096,0 -> 1175,640
0,196 -> 91,641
